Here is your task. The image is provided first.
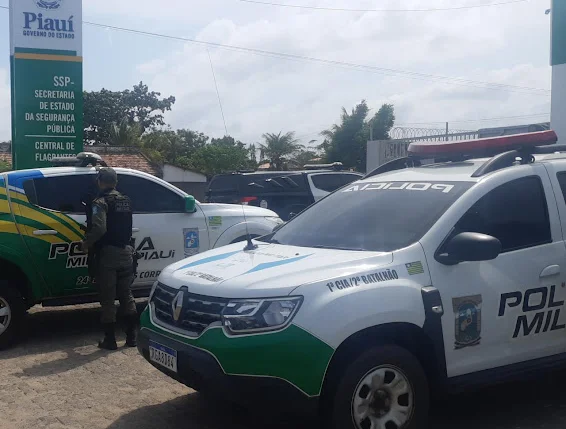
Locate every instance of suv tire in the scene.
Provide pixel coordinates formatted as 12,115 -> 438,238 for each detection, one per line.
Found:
0,285 -> 26,350
330,345 -> 429,429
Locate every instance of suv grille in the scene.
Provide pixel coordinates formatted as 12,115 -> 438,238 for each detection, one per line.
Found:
151,282 -> 229,336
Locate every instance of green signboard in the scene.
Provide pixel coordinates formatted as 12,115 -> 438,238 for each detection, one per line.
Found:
552,0 -> 566,66
10,0 -> 83,170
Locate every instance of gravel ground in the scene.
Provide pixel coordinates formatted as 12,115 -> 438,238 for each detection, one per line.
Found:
2,302 -> 566,429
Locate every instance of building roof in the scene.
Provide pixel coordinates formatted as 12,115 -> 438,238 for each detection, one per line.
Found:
0,143 -> 162,177
89,146 -> 161,177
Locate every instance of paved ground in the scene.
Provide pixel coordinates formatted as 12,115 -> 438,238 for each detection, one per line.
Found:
2,303 -> 566,429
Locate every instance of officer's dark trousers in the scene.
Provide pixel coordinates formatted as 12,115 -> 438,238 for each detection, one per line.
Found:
96,245 -> 137,324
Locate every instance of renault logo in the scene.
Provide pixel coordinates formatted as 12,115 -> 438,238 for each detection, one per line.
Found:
172,291 -> 184,322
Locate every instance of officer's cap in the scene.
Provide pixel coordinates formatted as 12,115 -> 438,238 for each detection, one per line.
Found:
97,167 -> 118,185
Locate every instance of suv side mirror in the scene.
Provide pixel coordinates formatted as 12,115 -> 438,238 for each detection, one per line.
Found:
437,232 -> 501,265
184,195 -> 196,213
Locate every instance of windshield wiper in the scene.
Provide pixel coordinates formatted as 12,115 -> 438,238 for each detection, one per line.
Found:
311,245 -> 366,251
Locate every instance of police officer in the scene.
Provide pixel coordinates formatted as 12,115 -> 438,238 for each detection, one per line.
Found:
81,167 -> 138,350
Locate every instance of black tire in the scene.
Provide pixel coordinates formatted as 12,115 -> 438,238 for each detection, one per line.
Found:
0,286 -> 26,350
330,345 -> 429,429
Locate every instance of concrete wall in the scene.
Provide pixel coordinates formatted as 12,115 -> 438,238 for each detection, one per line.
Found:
163,164 -> 207,183
552,64 -> 566,142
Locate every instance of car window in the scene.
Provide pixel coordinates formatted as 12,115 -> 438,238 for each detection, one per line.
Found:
23,174 -> 97,213
116,174 -> 185,213
263,180 -> 473,252
310,174 -> 347,192
340,174 -> 363,186
454,176 -> 551,252
208,175 -> 237,193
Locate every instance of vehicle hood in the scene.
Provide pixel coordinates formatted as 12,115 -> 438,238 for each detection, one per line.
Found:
199,203 -> 277,218
158,243 -> 393,298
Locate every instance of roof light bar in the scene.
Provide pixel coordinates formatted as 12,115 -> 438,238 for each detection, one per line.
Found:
408,130 -> 558,159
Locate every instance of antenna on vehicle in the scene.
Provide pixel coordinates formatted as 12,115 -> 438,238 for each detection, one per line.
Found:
241,200 -> 258,252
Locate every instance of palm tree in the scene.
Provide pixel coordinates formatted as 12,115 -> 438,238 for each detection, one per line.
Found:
108,118 -> 142,147
259,131 -> 303,170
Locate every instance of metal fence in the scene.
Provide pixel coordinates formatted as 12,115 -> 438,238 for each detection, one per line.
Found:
367,127 -> 479,171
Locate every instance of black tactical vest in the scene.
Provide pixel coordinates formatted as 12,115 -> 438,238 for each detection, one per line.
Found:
98,190 -> 133,248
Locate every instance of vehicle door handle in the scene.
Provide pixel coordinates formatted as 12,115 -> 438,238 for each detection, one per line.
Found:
33,230 -> 57,236
132,228 -> 140,233
540,265 -> 561,278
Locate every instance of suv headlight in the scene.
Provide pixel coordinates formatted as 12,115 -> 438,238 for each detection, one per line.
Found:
221,296 -> 303,335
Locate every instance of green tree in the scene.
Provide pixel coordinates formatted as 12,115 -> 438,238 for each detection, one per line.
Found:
259,131 -> 303,170
143,131 -> 256,178
142,129 -> 208,165
0,160 -> 11,173
321,100 -> 369,171
108,118 -> 142,147
321,101 -> 395,172
369,104 -> 396,141
84,82 -> 175,145
180,138 -> 256,178
289,148 -> 322,169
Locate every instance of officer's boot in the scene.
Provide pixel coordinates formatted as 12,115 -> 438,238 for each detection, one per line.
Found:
125,314 -> 138,348
98,323 -> 118,350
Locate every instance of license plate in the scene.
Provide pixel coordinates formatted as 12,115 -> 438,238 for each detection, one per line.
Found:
149,341 -> 178,373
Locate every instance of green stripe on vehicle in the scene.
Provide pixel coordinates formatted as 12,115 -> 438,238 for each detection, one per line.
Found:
13,215 -> 68,242
10,196 -> 84,239
140,308 -> 335,396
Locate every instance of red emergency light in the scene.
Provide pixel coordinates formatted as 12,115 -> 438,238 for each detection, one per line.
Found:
408,130 -> 558,158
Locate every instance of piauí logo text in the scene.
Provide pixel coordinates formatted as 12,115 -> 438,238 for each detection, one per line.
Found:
36,0 -> 63,10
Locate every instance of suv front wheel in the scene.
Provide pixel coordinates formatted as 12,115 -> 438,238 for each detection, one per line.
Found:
0,285 -> 25,350
330,345 -> 429,429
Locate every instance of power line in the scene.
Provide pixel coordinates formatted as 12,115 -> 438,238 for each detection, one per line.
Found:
237,0 -> 530,13
207,48 -> 229,135
0,5 -> 550,96
79,22 -> 552,96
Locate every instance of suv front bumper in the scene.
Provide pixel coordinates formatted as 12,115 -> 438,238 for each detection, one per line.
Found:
138,310 -> 326,418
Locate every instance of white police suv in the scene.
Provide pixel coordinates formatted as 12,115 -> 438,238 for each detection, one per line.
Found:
0,152 -> 282,349
138,130 -> 566,428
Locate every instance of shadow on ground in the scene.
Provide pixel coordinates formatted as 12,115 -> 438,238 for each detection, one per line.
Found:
0,301 -> 147,360
6,302 -> 566,429
108,371 -> 566,429
106,393 -> 313,429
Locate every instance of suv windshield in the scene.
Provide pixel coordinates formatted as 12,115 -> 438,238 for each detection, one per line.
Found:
262,180 -> 474,252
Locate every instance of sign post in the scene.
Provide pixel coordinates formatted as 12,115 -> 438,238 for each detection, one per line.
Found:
9,0 -> 83,170
551,0 -> 566,141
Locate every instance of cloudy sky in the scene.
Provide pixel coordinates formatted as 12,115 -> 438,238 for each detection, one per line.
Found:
0,0 -> 554,146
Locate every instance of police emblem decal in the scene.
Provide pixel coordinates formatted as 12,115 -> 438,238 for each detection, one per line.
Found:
171,291 -> 184,322
452,295 -> 482,349
36,0 -> 63,10
183,228 -> 200,257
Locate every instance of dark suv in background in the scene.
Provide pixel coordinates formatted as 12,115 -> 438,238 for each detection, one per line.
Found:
205,164 -> 362,221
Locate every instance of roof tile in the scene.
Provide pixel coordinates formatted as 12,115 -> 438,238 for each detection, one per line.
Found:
0,145 -> 161,177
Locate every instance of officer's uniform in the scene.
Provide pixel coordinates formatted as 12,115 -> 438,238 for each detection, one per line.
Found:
82,169 -> 137,350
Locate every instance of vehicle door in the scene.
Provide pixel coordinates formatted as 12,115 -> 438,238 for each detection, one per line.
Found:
307,172 -> 363,201
542,160 -> 566,242
421,166 -> 566,378
115,173 -> 210,288
9,171 -> 97,297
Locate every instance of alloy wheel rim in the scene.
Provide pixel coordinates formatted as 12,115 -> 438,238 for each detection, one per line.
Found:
0,297 -> 11,336
351,365 -> 414,429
